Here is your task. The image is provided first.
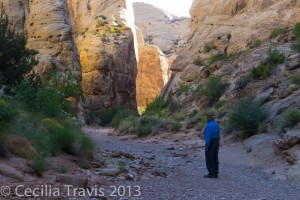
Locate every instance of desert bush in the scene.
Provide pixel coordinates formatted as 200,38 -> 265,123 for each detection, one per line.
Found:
290,75 -> 300,85
235,75 -> 252,90
0,9 -> 38,85
193,57 -> 204,66
277,108 -> 300,132
110,108 -> 136,127
204,43 -> 217,53
177,84 -> 190,95
32,154 -> 47,177
229,97 -> 267,138
135,115 -> 161,137
265,47 -> 285,65
58,165 -> 68,174
254,39 -> 262,48
0,98 -> 17,121
208,54 -> 226,66
291,37 -> 300,53
202,75 -> 229,105
119,116 -> 139,133
80,134 -> 95,158
250,64 -> 272,79
269,27 -> 288,39
293,22 -> 300,37
171,121 -> 182,132
15,71 -> 80,117
144,97 -> 177,117
99,105 -> 135,126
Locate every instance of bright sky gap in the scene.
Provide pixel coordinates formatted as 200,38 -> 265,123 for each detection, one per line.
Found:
131,0 -> 193,17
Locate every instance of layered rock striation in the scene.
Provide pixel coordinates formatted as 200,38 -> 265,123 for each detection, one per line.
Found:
0,0 -> 138,114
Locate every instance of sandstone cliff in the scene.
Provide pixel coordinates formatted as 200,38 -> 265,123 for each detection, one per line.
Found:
0,0 -> 138,115
162,0 -> 300,100
133,2 -> 189,55
136,44 -> 169,108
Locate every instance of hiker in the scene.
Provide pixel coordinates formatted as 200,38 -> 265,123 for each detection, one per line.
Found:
203,111 -> 220,178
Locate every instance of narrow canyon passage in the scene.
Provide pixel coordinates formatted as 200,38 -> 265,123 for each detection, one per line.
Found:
85,127 -> 300,200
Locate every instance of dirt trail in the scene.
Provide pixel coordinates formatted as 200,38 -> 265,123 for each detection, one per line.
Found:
84,127 -> 300,200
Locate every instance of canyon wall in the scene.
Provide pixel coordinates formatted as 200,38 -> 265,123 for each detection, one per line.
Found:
162,0 -> 300,100
0,0 -> 138,115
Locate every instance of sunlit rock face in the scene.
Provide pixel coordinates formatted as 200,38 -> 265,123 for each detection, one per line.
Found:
136,44 -> 169,108
67,0 -> 137,112
0,0 -> 138,114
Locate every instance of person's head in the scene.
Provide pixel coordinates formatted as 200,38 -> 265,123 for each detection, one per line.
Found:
205,110 -> 214,121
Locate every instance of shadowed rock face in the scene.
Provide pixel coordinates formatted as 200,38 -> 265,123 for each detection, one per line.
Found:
0,0 -> 138,114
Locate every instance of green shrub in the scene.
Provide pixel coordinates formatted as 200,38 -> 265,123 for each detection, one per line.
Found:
202,75 -> 229,105
269,27 -> 288,39
291,37 -> 300,53
204,43 -> 217,53
58,165 -> 68,174
136,115 -> 161,137
171,121 -> 182,132
80,134 -> 95,158
277,108 -> 300,132
0,9 -> 38,85
99,105 -> 134,126
85,110 -> 99,125
208,54 -> 226,66
118,161 -> 127,172
144,97 -> 176,117
32,155 -> 47,177
0,98 -> 17,121
15,71 -> 80,117
110,108 -> 136,128
193,57 -> 204,66
258,122 -> 268,133
235,75 -> 252,90
46,121 -> 76,155
293,22 -> 300,37
0,122 -> 10,157
265,47 -> 285,65
229,97 -> 267,138
178,84 -> 190,95
290,75 -> 300,85
254,39 -> 262,48
250,64 -> 272,79
119,116 -> 139,133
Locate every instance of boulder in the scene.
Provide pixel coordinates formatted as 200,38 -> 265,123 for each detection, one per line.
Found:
8,135 -> 38,159
255,87 -> 274,103
283,129 -> 300,147
273,139 -> 290,154
0,163 -> 24,181
287,54 -> 300,70
95,167 -> 121,177
277,87 -> 291,99
287,159 -> 300,181
56,174 -> 88,188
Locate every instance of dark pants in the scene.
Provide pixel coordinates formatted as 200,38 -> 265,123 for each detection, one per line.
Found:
205,138 -> 219,175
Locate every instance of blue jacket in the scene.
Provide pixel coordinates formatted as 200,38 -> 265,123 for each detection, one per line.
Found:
204,119 -> 220,148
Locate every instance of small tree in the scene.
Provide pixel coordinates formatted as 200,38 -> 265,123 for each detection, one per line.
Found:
0,8 -> 38,85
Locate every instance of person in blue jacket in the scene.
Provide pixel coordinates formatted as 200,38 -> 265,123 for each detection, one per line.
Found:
203,111 -> 220,178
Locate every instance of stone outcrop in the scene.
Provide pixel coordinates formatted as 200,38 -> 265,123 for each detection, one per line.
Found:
67,0 -> 138,113
162,0 -> 300,100
0,0 -> 138,115
133,2 -> 189,56
136,44 -> 169,107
